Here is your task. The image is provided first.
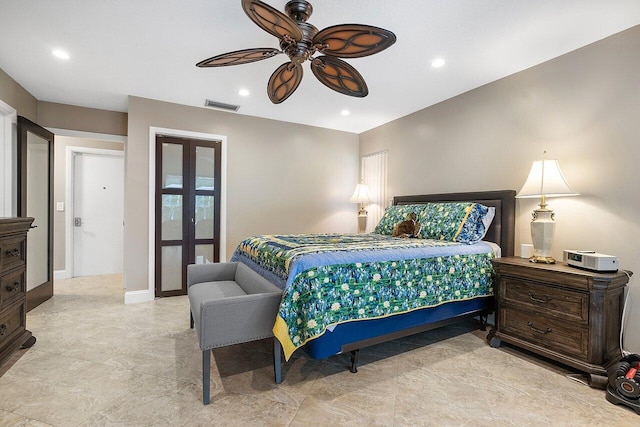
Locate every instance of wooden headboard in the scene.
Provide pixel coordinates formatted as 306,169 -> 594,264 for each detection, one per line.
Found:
393,190 -> 516,257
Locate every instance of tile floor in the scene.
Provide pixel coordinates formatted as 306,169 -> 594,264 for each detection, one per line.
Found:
0,274 -> 637,426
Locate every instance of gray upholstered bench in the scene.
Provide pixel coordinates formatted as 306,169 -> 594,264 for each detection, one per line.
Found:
187,262 -> 283,405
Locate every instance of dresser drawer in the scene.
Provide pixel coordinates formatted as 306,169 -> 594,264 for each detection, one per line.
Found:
0,301 -> 25,345
499,306 -> 588,360
500,278 -> 588,325
0,269 -> 25,311
0,235 -> 27,272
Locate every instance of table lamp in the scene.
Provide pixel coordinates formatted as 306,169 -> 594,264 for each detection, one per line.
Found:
516,152 -> 578,263
350,182 -> 372,233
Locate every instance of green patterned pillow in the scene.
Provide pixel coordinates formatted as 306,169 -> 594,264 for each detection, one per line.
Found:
373,204 -> 425,235
418,202 -> 494,243
374,202 -> 494,243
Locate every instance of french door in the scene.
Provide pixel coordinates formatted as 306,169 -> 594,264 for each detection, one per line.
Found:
155,135 -> 221,297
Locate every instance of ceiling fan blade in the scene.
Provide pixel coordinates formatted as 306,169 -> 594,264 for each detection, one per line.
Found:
242,0 -> 303,42
196,48 -> 280,67
313,24 -> 396,58
267,62 -> 303,104
311,56 -> 368,98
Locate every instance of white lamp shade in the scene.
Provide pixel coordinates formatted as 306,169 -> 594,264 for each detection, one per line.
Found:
349,183 -> 372,203
516,159 -> 578,198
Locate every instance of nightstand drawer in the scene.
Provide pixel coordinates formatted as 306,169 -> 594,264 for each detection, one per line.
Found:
0,269 -> 25,311
0,235 -> 27,272
501,278 -> 588,324
499,307 -> 588,360
0,301 -> 25,345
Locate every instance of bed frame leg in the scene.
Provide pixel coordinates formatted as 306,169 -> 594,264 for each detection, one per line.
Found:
479,314 -> 488,331
350,349 -> 359,373
274,338 -> 282,384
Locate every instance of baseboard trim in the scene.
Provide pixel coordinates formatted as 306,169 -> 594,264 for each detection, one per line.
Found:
54,270 -> 70,280
124,289 -> 154,304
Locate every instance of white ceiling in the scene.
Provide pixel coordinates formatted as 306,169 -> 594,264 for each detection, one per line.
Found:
1,1 -> 639,134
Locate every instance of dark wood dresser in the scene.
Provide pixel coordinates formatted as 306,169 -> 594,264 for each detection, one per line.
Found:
0,217 -> 36,367
488,256 -> 632,388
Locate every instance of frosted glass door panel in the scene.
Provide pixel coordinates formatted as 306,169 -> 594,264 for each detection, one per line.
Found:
195,195 -> 214,239
162,143 -> 183,189
195,245 -> 214,265
161,246 -> 182,291
195,146 -> 215,190
26,132 -> 49,291
161,195 -> 182,240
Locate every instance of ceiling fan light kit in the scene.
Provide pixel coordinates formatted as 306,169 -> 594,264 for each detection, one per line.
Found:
197,0 -> 397,104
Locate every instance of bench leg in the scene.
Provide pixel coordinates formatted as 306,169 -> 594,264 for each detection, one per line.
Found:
350,349 -> 359,373
273,338 -> 282,384
202,349 -> 211,405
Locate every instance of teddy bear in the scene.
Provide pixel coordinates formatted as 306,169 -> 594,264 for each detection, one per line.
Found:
392,212 -> 422,238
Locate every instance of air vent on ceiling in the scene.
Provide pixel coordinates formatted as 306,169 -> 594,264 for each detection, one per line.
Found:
204,99 -> 240,112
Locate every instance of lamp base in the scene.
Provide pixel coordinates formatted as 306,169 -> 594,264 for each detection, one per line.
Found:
530,206 -> 556,264
529,255 -> 556,264
357,204 -> 368,234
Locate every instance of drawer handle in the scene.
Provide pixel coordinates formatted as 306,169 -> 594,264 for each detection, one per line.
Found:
5,248 -> 20,257
6,282 -> 20,292
0,323 -> 6,338
528,292 -> 552,304
527,322 -> 552,335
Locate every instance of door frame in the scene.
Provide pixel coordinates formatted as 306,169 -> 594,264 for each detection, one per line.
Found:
133,126 -> 226,304
0,99 -> 17,217
53,128 -> 126,279
65,146 -> 124,279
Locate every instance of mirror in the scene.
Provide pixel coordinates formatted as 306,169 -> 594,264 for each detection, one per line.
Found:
17,116 -> 54,309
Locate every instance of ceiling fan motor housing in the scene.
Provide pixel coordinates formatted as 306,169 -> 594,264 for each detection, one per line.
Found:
285,0 -> 313,22
280,22 -> 318,64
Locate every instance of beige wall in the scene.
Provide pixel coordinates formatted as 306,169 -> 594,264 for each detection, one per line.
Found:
360,25 -> 640,352
53,136 -> 125,272
125,96 -> 359,294
0,67 -> 37,120
38,101 -> 127,136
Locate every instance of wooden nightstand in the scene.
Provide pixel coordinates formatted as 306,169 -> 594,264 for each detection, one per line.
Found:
487,256 -> 632,388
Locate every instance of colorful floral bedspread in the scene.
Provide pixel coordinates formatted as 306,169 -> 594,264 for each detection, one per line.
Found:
231,234 -> 497,360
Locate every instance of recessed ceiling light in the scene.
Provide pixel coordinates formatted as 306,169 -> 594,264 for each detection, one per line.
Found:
238,88 -> 250,97
341,109 -> 350,116
52,49 -> 70,60
431,58 -> 445,68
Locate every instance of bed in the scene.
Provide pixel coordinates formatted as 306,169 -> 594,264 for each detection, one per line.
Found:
230,190 -> 515,380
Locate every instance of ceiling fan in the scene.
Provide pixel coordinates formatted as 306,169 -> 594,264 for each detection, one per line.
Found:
196,0 -> 397,104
